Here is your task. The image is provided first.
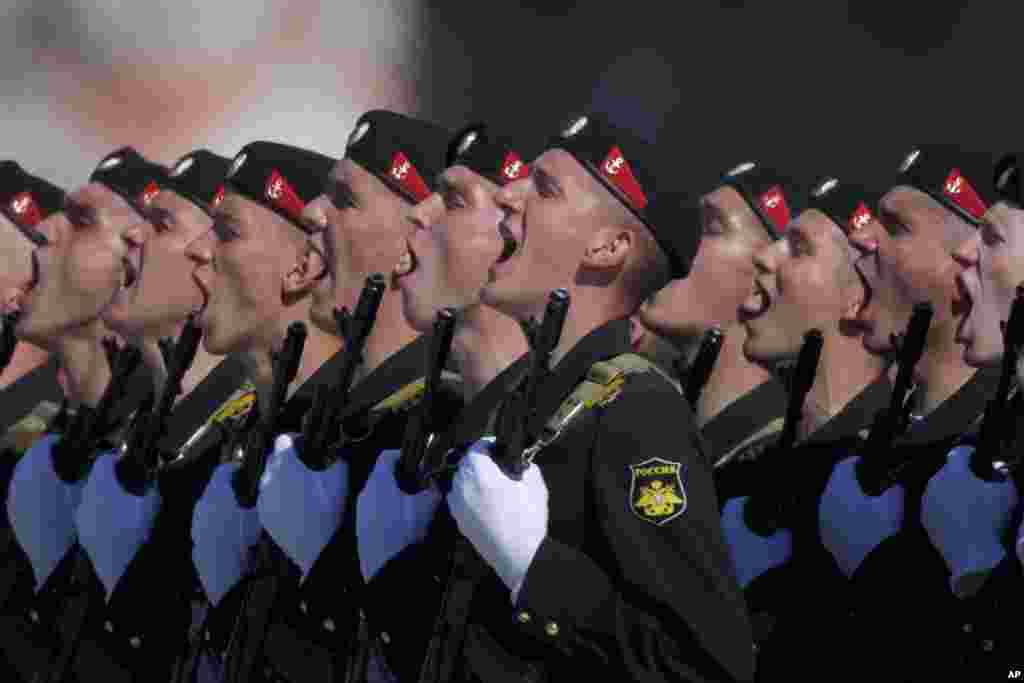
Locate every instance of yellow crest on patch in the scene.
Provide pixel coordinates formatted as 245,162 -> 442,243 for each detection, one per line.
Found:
629,457 -> 687,525
208,382 -> 257,426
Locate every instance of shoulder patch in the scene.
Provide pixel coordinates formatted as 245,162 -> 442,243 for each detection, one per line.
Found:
629,457 -> 687,525
208,383 -> 256,426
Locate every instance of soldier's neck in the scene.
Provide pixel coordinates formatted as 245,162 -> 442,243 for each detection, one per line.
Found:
909,324 -> 977,417
798,332 -> 882,441
248,319 -> 342,415
0,342 -> 49,390
452,305 -> 527,400
693,324 -> 774,429
356,293 -> 419,385
547,291 -> 632,371
54,321 -> 113,409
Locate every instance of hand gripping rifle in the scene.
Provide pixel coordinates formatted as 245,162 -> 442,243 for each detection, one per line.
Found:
231,321 -> 307,508
395,307 -> 458,494
51,338 -> 144,484
491,289 -> 570,481
970,285 -> 1024,483
115,314 -> 203,496
299,273 -> 386,468
854,302 -> 933,496
743,329 -> 824,536
684,327 -> 724,408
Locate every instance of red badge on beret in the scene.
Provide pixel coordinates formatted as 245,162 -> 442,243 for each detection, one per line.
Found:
500,152 -> 528,182
759,186 -> 791,233
849,202 -> 874,233
265,170 -> 305,221
212,185 -> 225,209
599,146 -> 647,210
139,181 -> 160,206
389,152 -> 430,201
8,192 -> 42,228
943,169 -> 987,219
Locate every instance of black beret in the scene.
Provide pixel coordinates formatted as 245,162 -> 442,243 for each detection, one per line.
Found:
446,123 -> 530,187
89,147 -> 169,213
719,162 -> 804,239
165,150 -> 231,216
225,141 -> 335,231
548,112 -> 693,278
993,153 -> 1024,207
644,192 -> 701,278
0,162 -> 65,235
893,145 -> 997,226
345,110 -> 451,204
805,177 -> 882,236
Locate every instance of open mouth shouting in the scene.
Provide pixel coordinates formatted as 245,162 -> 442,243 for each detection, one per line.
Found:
394,238 -> 419,281
192,270 -> 212,322
6,250 -> 42,319
954,270 -> 977,345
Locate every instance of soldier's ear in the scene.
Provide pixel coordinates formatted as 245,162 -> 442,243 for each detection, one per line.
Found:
583,226 -> 632,270
629,315 -> 645,350
282,242 -> 324,296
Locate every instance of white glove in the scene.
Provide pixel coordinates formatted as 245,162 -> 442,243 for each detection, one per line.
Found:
75,451 -> 161,600
191,462 -> 262,606
922,445 -> 1019,599
720,496 -> 792,591
258,433 -> 348,582
357,448 -> 442,583
6,434 -> 86,591
818,456 -> 905,579
446,438 -> 548,598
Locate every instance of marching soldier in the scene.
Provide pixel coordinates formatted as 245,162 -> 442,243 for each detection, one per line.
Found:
354,122 -> 533,682
215,114 -> 464,683
178,141 -> 344,682
815,147 -> 1005,681
415,111 -> 754,682
637,163 -> 806,503
722,176 -> 892,680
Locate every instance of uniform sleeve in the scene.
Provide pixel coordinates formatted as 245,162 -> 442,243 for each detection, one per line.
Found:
514,374 -> 755,683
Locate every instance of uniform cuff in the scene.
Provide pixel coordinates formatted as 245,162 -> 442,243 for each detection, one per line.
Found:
511,537 -> 616,648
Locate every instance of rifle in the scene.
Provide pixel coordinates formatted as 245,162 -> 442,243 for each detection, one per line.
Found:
491,289 -> 570,481
855,302 -> 933,495
51,338 -> 144,484
684,327 -> 724,408
0,312 -> 18,375
231,321 -> 307,508
300,273 -> 386,468
971,285 -> 1024,482
115,315 -> 203,495
395,307 -> 458,494
743,329 -> 824,536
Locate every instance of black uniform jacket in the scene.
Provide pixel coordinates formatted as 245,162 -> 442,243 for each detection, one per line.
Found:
215,334 -> 464,683
746,376 -> 892,682
820,365 -> 1022,681
0,355 -> 155,683
361,354 -> 530,683
391,318 -> 754,683
707,378 -> 787,508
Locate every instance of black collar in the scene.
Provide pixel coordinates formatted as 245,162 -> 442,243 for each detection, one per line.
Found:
338,334 -> 432,425
701,378 -> 787,462
275,344 -> 354,434
160,355 -> 248,453
898,364 -> 1002,446
804,376 -> 892,445
521,317 -> 633,435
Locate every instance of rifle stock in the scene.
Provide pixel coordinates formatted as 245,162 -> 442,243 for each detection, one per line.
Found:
492,289 -> 570,481
855,302 -> 933,495
685,327 -> 724,408
743,329 -> 823,535
395,307 -> 458,494
300,273 -> 386,467
232,322 -> 307,508
115,315 -> 203,495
